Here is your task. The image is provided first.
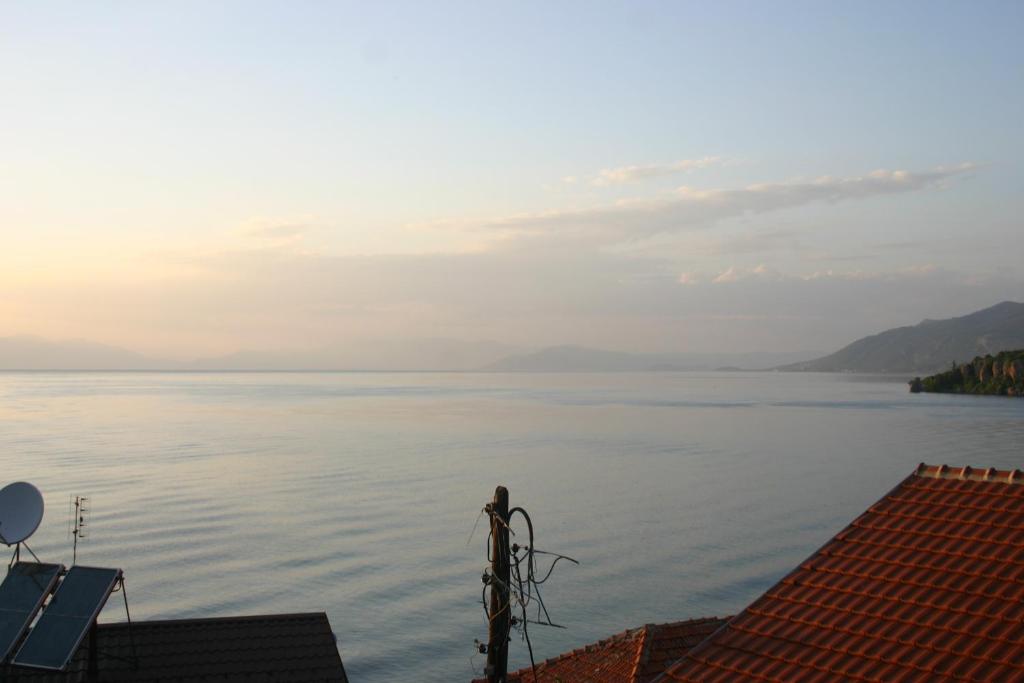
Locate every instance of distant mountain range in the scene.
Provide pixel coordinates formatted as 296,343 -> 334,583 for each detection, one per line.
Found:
0,335 -> 818,372
189,339 -> 523,371
0,336 -> 521,371
0,336 -> 166,370
779,301 -> 1024,374
481,346 -> 819,372
6,301 -> 1022,373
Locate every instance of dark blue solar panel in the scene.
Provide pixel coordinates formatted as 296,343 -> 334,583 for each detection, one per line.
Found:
13,566 -> 120,670
0,562 -> 62,662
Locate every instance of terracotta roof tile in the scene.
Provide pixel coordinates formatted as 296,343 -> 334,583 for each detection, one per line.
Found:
473,616 -> 729,683
657,464 -> 1024,683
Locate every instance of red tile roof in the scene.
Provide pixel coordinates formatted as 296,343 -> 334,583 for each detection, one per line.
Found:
658,464 -> 1024,682
635,618 -> 732,682
4,612 -> 347,682
474,617 -> 728,683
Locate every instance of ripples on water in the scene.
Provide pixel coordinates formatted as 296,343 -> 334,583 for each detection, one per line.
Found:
1,371 -> 1022,681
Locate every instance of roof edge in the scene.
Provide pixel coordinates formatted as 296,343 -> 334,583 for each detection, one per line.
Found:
914,463 -> 1024,484
94,611 -> 331,629
498,617 -> 733,683
629,623 -> 653,682
500,625 -> 645,682
655,462 -> 1024,681
641,617 -> 733,683
654,466 -> 933,680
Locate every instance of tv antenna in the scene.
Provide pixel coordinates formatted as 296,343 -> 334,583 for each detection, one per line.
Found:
68,495 -> 90,565
0,481 -> 45,566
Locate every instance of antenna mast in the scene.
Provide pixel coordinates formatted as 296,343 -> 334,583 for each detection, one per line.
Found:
71,495 -> 89,565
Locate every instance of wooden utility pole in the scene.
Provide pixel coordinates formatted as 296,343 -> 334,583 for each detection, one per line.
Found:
486,486 -> 510,683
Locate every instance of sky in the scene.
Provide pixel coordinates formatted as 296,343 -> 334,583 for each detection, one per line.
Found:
1,1 -> 1022,360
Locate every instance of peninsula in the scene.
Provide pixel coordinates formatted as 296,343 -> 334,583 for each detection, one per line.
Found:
910,349 -> 1024,396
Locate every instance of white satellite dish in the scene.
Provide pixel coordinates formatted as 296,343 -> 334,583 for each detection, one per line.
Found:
0,482 -> 44,546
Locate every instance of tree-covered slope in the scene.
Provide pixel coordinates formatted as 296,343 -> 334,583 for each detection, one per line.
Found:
910,349 -> 1024,396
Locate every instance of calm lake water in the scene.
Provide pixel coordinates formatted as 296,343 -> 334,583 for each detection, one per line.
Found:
1,371 -> 1023,680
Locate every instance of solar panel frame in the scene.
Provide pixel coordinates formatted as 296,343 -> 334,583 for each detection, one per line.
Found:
0,562 -> 63,663
12,565 -> 121,671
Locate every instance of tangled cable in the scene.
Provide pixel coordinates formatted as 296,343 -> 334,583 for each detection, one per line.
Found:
478,500 -> 579,681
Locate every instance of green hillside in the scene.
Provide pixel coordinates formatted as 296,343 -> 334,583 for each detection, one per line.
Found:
910,349 -> 1024,396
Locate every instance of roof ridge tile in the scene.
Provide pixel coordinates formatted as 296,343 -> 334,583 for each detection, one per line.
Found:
914,463 -> 1024,486
629,624 -> 654,682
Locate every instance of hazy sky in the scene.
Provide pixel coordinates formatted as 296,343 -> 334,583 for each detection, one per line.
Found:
2,2 -> 1022,359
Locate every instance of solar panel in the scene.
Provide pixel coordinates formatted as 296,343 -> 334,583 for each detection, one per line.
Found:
13,566 -> 121,671
0,562 -> 62,662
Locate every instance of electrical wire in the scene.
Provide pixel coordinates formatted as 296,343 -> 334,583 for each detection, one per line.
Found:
478,499 -> 578,683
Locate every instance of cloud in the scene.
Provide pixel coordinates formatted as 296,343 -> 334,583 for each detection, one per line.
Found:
10,219 -> 1022,361
471,164 -> 975,249
711,264 -> 786,284
5,161 -> 1004,360
593,157 -> 722,185
678,272 -> 700,285
708,229 -> 802,256
243,224 -> 307,240
693,263 -> 951,287
236,218 -> 315,247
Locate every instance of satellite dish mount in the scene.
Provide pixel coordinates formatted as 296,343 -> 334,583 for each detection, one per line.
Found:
0,482 -> 45,567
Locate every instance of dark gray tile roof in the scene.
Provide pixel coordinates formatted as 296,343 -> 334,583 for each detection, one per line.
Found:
3,612 -> 347,682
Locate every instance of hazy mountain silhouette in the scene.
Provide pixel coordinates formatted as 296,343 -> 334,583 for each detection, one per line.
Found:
482,345 -> 820,372
0,335 -> 819,372
189,338 -> 523,371
0,336 -> 520,371
0,335 -> 173,370
779,301 -> 1024,373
